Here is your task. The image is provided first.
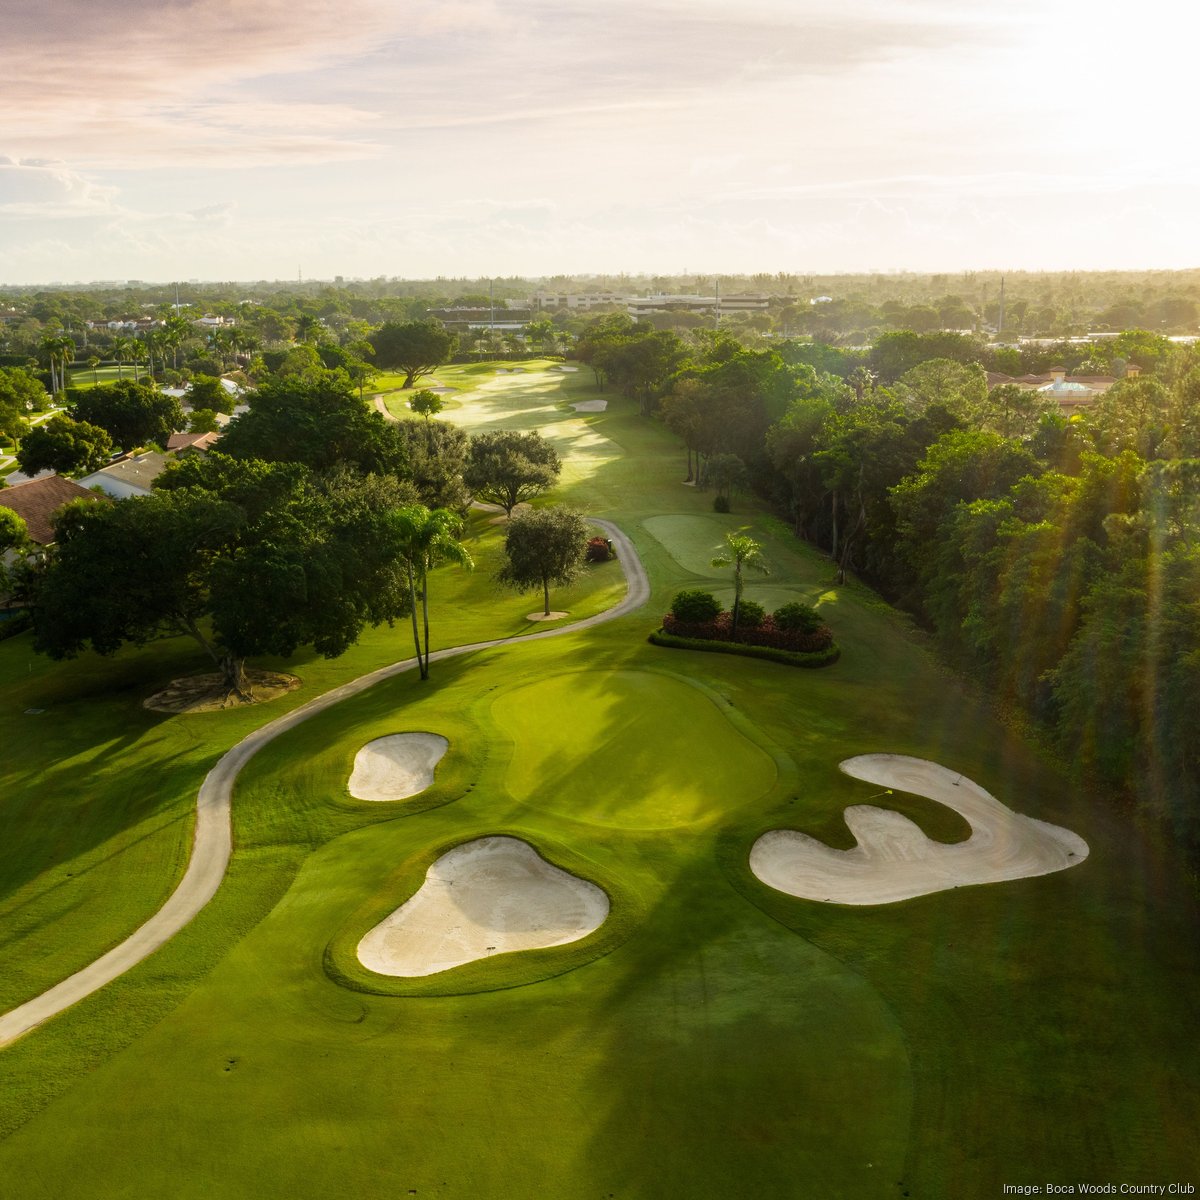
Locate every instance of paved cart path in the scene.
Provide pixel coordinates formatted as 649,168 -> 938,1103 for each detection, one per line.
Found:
0,519 -> 648,1047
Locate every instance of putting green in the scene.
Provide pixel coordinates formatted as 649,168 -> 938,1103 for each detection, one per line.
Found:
642,514 -> 778,578
492,668 -> 778,829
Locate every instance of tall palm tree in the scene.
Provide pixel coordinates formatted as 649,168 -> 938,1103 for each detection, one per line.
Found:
228,327 -> 258,369
111,336 -> 131,380
163,315 -> 192,369
711,529 -> 769,639
38,335 -> 61,395
53,335 -> 75,396
390,505 -> 473,680
210,327 -> 235,370
130,339 -> 148,383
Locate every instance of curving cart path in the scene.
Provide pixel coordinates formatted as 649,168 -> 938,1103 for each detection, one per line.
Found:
0,519 -> 649,1047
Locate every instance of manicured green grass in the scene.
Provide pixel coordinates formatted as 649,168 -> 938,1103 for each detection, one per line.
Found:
493,667 -> 777,830
66,365 -> 141,390
0,360 -> 1197,1199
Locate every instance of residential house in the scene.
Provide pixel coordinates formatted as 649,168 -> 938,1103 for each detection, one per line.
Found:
77,451 -> 172,499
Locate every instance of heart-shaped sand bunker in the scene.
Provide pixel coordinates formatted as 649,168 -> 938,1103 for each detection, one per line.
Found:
750,754 -> 1089,905
357,836 -> 609,976
348,733 -> 449,801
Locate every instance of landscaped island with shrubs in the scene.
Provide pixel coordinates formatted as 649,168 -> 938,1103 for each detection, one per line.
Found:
650,589 -> 840,667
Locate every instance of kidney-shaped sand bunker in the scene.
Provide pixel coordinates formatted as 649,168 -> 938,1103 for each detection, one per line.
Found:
348,733 -> 449,801
750,753 -> 1089,905
357,836 -> 609,977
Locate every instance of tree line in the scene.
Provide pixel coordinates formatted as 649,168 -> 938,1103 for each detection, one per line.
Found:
7,369 -> 584,698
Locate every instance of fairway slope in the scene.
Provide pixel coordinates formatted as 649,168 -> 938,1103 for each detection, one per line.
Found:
357,836 -> 608,976
750,753 -> 1089,905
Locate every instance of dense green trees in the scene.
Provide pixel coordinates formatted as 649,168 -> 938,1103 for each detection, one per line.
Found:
0,367 -> 48,439
31,455 -> 417,696
16,416 -> 113,477
219,371 -> 409,475
71,380 -> 185,451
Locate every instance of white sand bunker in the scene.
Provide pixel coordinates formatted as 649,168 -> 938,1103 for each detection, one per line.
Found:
572,399 -> 607,412
357,836 -> 609,976
750,754 -> 1089,905
348,733 -> 449,801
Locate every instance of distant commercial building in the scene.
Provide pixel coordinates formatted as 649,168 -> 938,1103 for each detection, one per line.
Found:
625,293 -> 770,321
533,293 -> 625,311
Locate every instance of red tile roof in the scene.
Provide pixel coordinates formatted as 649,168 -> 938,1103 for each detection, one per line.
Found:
0,475 -> 103,545
166,431 -> 221,453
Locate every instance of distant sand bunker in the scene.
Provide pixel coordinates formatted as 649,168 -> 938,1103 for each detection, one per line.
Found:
349,733 -> 449,801
750,754 -> 1089,905
572,399 -> 607,412
357,836 -> 609,976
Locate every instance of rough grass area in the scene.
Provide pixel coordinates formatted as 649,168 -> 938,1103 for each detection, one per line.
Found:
0,360 -> 1196,1198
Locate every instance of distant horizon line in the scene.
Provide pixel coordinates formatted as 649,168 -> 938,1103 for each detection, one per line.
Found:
4,266 -> 1200,290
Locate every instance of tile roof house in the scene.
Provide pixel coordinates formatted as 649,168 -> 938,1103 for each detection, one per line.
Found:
986,365 -> 1140,415
77,451 -> 173,500
165,430 -> 221,454
0,475 -> 103,546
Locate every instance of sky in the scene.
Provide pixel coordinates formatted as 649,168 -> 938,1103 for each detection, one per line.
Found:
1,0 -> 1198,283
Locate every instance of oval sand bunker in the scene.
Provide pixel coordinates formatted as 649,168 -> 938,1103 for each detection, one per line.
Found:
348,733 -> 449,801
750,754 -> 1089,905
357,836 -> 609,977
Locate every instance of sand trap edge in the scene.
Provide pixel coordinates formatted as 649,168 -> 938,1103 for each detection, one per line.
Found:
323,831 -> 641,998
348,732 -> 450,802
356,835 -> 610,978
748,753 -> 1090,906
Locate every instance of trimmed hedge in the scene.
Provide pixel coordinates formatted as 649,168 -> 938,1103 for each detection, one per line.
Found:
736,599 -> 766,628
649,628 -> 840,669
662,611 -> 834,653
670,589 -> 723,623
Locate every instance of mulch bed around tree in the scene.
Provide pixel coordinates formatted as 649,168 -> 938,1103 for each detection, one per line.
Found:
143,669 -> 302,714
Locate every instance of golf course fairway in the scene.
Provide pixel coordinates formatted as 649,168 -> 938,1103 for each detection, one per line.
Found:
0,360 -> 1196,1199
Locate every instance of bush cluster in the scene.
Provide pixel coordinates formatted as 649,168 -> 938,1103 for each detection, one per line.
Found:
585,536 -> 615,563
663,590 -> 833,652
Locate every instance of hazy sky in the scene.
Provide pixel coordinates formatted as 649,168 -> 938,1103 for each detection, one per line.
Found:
2,0 -> 1197,283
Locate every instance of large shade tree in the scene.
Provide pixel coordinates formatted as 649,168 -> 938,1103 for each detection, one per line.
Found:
370,321 -> 456,389
30,454 -> 417,698
71,380 -> 185,451
219,370 -> 409,476
464,430 -> 561,517
16,415 -> 113,477
496,505 -> 588,616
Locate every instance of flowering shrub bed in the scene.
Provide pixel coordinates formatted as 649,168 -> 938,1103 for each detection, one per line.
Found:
661,611 -> 834,653
586,536 -> 615,563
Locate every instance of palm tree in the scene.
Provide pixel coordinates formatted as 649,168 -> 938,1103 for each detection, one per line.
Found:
711,529 -> 769,640
228,327 -> 257,369
163,315 -> 192,369
209,327 -> 234,370
295,314 -> 321,344
38,335 -> 61,395
111,336 -> 131,380
390,505 -> 473,680
130,339 -> 148,383
87,355 -> 101,385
